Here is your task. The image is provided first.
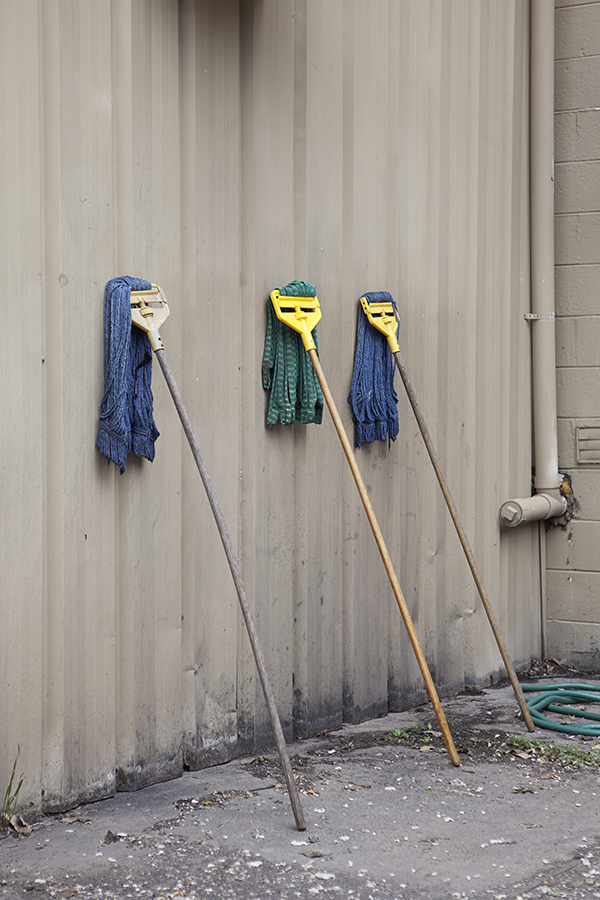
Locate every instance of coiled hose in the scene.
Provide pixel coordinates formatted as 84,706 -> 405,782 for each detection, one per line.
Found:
521,683 -> 600,735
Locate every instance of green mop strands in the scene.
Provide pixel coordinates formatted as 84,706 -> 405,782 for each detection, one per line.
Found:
96,276 -> 159,473
348,291 -> 399,449
262,281 -> 324,426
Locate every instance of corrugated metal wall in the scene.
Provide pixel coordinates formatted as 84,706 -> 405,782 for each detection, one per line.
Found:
0,0 -> 540,812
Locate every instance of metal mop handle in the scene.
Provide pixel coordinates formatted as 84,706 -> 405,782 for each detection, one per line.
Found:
391,345 -> 535,732
360,296 -> 535,733
131,288 -> 307,831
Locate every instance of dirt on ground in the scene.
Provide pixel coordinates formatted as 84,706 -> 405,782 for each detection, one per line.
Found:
2,665 -> 600,900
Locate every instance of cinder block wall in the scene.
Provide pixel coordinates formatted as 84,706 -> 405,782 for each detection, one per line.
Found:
548,0 -> 600,667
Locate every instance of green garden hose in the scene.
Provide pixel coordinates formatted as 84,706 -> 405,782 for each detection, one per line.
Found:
521,683 -> 600,736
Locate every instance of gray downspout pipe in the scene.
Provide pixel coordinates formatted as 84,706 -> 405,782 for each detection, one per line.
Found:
499,0 -> 567,528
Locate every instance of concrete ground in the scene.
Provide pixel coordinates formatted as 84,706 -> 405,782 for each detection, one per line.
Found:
2,677 -> 600,900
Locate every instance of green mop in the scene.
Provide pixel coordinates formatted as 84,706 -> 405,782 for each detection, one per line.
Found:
262,280 -> 323,426
264,283 -> 461,766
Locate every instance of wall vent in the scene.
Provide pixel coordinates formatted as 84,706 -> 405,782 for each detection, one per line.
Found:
576,427 -> 600,464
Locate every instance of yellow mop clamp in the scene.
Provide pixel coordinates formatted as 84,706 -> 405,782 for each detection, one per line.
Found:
359,296 -> 399,353
270,289 -> 322,352
360,293 -> 535,733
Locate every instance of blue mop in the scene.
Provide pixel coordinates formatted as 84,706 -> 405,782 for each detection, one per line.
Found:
102,280 -> 307,830
347,291 -> 399,448
96,276 -> 159,473
360,291 -> 536,730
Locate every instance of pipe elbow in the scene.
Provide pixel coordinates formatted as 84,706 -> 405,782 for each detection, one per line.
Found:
499,492 -> 567,527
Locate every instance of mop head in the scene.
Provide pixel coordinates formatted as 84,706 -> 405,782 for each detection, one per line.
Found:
348,291 -> 399,449
262,280 -> 324,426
96,276 -> 159,473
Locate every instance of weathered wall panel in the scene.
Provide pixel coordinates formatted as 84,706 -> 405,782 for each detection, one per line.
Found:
179,0 -> 241,767
238,0 -> 302,751
0,0 -> 45,809
1,0 -> 540,810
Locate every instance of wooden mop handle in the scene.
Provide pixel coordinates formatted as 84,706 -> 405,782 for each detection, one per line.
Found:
308,349 -> 460,767
391,348 -> 535,732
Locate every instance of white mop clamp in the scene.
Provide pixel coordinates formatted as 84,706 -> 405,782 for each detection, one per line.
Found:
130,284 -> 170,352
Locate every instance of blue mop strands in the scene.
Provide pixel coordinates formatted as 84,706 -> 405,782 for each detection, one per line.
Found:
262,280 -> 324,426
96,276 -> 160,473
348,291 -> 399,449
